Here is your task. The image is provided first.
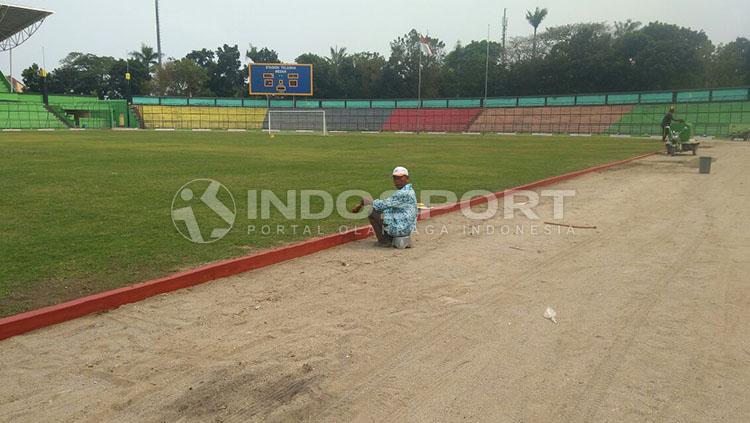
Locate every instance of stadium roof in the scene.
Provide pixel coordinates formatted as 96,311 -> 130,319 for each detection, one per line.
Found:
0,3 -> 52,51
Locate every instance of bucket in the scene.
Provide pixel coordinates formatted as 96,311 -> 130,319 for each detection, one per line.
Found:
699,156 -> 712,174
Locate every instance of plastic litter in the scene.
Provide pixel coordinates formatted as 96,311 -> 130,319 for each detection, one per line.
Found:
544,306 -> 558,324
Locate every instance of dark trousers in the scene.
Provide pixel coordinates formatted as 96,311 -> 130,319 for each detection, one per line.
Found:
662,126 -> 669,142
369,210 -> 393,245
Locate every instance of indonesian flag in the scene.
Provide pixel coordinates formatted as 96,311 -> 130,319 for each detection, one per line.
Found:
419,36 -> 433,56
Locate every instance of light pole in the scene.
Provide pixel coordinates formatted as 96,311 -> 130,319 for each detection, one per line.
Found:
155,0 -> 162,66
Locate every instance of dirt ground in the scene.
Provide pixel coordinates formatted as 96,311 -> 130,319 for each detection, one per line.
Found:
2,141 -> 749,423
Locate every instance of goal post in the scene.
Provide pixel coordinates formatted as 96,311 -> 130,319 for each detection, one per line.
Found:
266,110 -> 327,135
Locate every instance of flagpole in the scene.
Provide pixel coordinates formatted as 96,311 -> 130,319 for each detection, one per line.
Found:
417,36 -> 422,133
9,47 -> 13,93
484,24 -> 490,107
418,43 -> 422,108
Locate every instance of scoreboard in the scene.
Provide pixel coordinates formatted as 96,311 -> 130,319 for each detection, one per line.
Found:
249,63 -> 313,96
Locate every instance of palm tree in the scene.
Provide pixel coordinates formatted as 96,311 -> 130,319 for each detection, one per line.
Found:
129,44 -> 160,72
614,19 -> 642,38
525,7 -> 549,58
328,46 -> 348,68
328,46 -> 349,84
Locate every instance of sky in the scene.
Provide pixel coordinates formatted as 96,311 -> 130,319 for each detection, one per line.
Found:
2,0 -> 749,79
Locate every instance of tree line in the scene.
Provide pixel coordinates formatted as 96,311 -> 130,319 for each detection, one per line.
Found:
21,18 -> 750,100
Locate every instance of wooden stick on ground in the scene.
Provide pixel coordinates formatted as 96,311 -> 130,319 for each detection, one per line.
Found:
543,221 -> 598,230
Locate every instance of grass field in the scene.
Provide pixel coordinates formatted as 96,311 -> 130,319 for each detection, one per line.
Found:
0,131 -> 656,317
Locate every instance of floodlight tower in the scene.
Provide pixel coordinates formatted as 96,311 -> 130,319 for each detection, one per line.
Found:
501,8 -> 508,65
155,0 -> 162,66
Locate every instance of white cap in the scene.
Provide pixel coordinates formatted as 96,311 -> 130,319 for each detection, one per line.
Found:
392,166 -> 409,176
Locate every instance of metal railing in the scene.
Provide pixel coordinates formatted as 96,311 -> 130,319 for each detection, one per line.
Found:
132,86 -> 750,110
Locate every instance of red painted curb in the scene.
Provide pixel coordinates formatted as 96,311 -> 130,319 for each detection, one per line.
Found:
0,226 -> 372,341
0,151 -> 657,341
419,151 -> 658,220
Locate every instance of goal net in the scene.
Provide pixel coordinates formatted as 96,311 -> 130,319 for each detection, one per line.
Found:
266,110 -> 327,135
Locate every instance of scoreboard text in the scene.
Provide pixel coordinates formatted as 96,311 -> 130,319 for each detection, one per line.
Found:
249,63 -> 313,96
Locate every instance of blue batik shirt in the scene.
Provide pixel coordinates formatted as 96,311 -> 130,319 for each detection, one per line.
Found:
372,183 -> 417,237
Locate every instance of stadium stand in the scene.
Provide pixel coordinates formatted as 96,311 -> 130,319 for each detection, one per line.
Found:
132,87 -> 749,137
0,101 -> 67,129
136,105 -> 267,129
261,109 -> 393,132
0,7 -> 137,130
0,90 -> 129,129
382,109 -> 482,132
469,105 -> 634,133
608,101 -> 750,137
325,109 -> 394,131
0,70 -> 13,93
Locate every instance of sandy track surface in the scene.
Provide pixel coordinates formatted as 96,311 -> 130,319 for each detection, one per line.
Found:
2,141 -> 749,422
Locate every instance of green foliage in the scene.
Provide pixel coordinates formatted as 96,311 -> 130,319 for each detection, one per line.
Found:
381,29 -> 446,98
526,7 -> 549,57
542,24 -> 617,93
19,50 -> 150,99
614,19 -> 642,38
526,7 -> 549,30
246,46 -> 280,63
443,40 -> 504,97
295,52 -> 332,97
184,45 -> 245,97
294,50 -> 386,99
185,48 -> 215,68
47,52 -> 116,97
618,22 -> 714,90
129,44 -> 161,74
710,38 -> 750,86
16,22 -> 749,100
21,63 -> 42,92
110,59 -> 150,98
350,52 -> 386,98
149,58 -> 211,97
